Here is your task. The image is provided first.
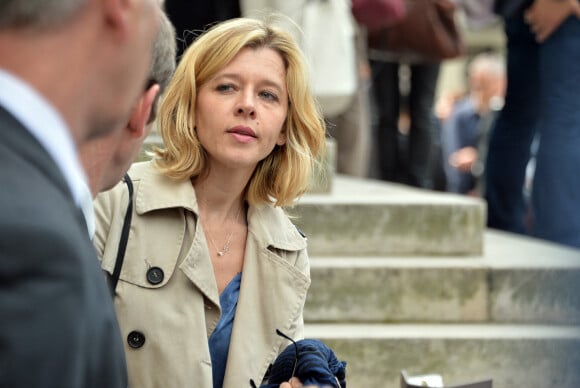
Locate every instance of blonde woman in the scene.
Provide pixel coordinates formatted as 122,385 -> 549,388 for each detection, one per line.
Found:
94,17 -> 326,388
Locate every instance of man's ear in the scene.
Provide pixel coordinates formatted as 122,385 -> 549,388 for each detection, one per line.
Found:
103,0 -> 131,34
128,84 -> 160,138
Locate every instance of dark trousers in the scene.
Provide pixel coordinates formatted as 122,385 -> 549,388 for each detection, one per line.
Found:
371,60 -> 440,188
485,14 -> 580,247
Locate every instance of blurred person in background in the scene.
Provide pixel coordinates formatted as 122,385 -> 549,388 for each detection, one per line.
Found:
485,0 -> 580,247
440,52 -> 506,196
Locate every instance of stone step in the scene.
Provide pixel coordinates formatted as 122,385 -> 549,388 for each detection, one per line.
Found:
305,230 -> 580,325
290,175 -> 486,256
303,323 -> 580,388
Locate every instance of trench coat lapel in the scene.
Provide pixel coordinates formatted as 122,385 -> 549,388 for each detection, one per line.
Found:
135,168 -> 221,309
179,219 -> 221,311
223,205 -> 309,387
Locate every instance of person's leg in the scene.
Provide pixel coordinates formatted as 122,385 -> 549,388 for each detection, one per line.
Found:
532,17 -> 580,247
327,83 -> 371,177
370,60 -> 400,182
485,14 -> 539,234
430,114 -> 447,191
407,61 -> 440,188
328,32 -> 372,177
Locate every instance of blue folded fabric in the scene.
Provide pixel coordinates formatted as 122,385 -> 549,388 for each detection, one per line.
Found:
261,339 -> 346,388
493,0 -> 532,18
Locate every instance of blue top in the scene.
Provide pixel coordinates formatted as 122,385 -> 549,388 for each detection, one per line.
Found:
208,272 -> 242,388
440,97 -> 480,194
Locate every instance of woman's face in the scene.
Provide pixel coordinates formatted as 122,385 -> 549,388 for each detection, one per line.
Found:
195,46 -> 288,173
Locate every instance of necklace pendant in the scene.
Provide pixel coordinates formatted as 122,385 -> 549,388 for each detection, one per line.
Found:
217,245 -> 230,257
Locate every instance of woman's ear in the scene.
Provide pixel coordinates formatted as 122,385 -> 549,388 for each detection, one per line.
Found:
276,126 -> 287,146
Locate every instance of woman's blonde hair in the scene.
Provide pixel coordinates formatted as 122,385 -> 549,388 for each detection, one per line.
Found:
154,17 -> 326,207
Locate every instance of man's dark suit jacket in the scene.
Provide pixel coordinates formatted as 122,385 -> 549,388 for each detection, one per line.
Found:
0,106 -> 127,387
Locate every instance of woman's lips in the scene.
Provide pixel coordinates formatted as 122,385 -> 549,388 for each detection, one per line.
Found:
228,126 -> 257,143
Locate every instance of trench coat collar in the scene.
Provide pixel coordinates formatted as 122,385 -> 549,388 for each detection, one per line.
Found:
131,161 -> 307,252
247,204 -> 307,251
132,162 -> 199,216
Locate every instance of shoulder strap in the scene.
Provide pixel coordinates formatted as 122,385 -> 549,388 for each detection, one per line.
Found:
110,173 -> 134,297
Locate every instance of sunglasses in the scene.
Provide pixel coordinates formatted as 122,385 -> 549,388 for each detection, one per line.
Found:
250,330 -> 342,388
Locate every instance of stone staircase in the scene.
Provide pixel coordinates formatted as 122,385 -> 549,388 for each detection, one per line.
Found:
290,175 -> 580,388
138,135 -> 579,387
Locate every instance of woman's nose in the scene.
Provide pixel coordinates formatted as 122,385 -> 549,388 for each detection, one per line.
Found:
236,93 -> 256,117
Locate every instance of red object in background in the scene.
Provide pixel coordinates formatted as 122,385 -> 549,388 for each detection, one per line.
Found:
352,0 -> 406,32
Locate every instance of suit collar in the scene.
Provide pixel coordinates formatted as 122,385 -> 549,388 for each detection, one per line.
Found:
0,68 -> 88,208
0,106 -> 72,202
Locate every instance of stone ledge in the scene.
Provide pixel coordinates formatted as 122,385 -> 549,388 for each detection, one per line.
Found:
484,231 -> 580,324
306,259 -> 488,323
291,175 -> 486,256
304,323 -> 580,388
305,230 -> 580,324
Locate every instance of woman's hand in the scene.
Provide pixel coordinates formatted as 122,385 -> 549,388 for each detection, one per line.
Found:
524,0 -> 579,42
279,378 -> 309,388
279,377 -> 335,388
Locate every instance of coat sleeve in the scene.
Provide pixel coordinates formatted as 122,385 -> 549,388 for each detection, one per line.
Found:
287,246 -> 310,343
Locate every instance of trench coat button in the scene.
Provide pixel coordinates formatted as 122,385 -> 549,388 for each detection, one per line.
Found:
127,331 -> 145,349
146,267 -> 164,285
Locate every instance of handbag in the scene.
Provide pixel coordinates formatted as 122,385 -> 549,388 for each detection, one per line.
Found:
368,0 -> 466,61
301,0 -> 357,117
351,0 -> 407,33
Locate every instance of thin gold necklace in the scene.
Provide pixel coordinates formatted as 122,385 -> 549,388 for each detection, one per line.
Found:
204,206 -> 243,257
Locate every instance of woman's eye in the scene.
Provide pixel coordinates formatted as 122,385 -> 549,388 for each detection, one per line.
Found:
260,91 -> 279,101
216,84 -> 235,92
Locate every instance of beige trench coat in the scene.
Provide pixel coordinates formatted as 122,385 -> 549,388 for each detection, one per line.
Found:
93,161 -> 310,388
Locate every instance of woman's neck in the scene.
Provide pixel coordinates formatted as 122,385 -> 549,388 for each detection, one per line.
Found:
194,177 -> 246,224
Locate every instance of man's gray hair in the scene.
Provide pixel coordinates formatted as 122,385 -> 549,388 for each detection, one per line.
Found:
0,0 -> 85,29
150,11 -> 177,95
468,52 -> 506,79
147,11 -> 176,124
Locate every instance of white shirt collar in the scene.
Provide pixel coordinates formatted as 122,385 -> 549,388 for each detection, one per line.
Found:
0,67 -> 93,231
80,182 -> 96,238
